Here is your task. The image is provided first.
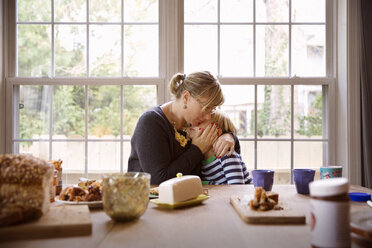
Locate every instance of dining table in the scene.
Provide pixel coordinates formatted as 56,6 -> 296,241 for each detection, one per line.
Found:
1,184 -> 371,248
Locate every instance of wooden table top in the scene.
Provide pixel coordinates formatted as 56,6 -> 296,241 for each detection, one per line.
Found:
2,184 -> 372,248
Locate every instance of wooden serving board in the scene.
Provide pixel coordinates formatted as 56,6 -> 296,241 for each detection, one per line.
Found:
230,195 -> 306,224
0,205 -> 92,241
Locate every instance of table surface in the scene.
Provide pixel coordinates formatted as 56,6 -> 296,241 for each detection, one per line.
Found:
1,184 -> 372,248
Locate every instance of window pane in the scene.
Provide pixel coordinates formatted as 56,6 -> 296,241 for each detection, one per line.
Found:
292,25 -> 325,77
55,25 -> 86,77
55,0 -> 86,22
257,85 -> 291,138
256,25 -> 289,77
257,141 -> 290,170
184,25 -> 217,75
220,25 -> 253,77
53,86 -> 85,139
88,142 -> 120,172
89,25 -> 121,77
90,0 -> 121,22
123,85 -> 157,136
240,141 -> 254,171
17,24 -> 51,77
220,0 -> 253,23
52,142 -> 85,184
220,85 -> 255,138
292,0 -> 325,22
15,142 -> 49,161
17,0 -> 51,22
123,141 -> 132,172
184,0 -> 217,23
19,85 -> 50,139
274,169 -> 291,184
294,85 -> 323,138
88,86 -> 121,138
124,0 -> 158,22
124,25 -> 158,77
294,141 -> 323,169
256,0 -> 289,23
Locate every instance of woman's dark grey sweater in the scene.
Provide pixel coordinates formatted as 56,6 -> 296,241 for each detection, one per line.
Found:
128,106 -> 240,185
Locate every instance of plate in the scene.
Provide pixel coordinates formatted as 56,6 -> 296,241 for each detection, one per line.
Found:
150,194 -> 210,209
55,197 -> 103,209
149,187 -> 159,199
350,211 -> 372,239
149,193 -> 159,199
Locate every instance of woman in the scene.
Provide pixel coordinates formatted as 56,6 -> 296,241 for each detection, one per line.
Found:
128,71 -> 240,185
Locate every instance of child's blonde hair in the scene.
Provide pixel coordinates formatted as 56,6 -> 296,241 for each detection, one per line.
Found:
169,71 -> 224,112
211,109 -> 237,134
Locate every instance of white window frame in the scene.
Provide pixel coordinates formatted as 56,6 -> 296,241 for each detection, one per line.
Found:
5,0 -> 336,182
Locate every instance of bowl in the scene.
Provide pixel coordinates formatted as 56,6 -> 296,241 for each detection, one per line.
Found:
102,172 -> 150,221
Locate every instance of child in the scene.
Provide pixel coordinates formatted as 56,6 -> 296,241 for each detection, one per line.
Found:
188,110 -> 252,185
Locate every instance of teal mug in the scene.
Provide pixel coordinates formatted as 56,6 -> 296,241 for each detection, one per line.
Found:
320,166 -> 342,179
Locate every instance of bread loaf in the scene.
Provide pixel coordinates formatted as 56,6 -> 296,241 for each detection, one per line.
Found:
0,154 -> 53,226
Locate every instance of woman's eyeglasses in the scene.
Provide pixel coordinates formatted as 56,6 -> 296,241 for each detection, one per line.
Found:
194,97 -> 216,115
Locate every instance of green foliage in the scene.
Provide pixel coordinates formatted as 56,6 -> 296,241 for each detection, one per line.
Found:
88,86 -> 121,137
17,0 -> 158,142
255,85 -> 291,137
257,85 -> 272,137
89,0 -> 121,22
123,86 -> 156,135
296,94 -> 322,137
19,86 -> 50,147
53,86 -> 85,137
17,0 -> 51,22
55,26 -> 86,76
18,25 -> 51,76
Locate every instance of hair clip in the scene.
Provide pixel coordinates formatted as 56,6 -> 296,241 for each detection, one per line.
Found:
181,74 -> 186,81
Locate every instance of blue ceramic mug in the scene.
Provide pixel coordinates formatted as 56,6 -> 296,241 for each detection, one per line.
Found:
293,169 -> 315,194
251,170 -> 275,191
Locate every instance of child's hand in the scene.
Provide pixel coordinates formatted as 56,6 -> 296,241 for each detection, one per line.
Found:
191,122 -> 219,154
213,133 -> 235,158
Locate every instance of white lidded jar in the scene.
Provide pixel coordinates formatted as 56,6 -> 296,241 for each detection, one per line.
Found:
309,178 -> 350,248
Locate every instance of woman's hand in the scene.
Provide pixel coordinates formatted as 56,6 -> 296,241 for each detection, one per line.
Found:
213,133 -> 235,158
191,123 -> 219,154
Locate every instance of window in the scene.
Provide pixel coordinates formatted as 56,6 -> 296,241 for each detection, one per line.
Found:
184,0 -> 331,183
6,0 -> 334,184
10,0 -> 161,183
17,0 -> 158,77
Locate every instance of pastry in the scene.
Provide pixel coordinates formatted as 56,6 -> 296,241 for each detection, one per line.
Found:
78,179 -> 98,191
249,187 -> 282,211
150,187 -> 159,196
59,186 -> 87,201
85,184 -> 102,201
59,181 -> 103,202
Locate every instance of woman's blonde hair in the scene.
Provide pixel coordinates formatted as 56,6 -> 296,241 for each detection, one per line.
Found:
211,109 -> 237,134
169,71 -> 224,112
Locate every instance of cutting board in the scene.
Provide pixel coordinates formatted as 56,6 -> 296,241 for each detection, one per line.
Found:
0,205 -> 92,241
230,195 -> 306,224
